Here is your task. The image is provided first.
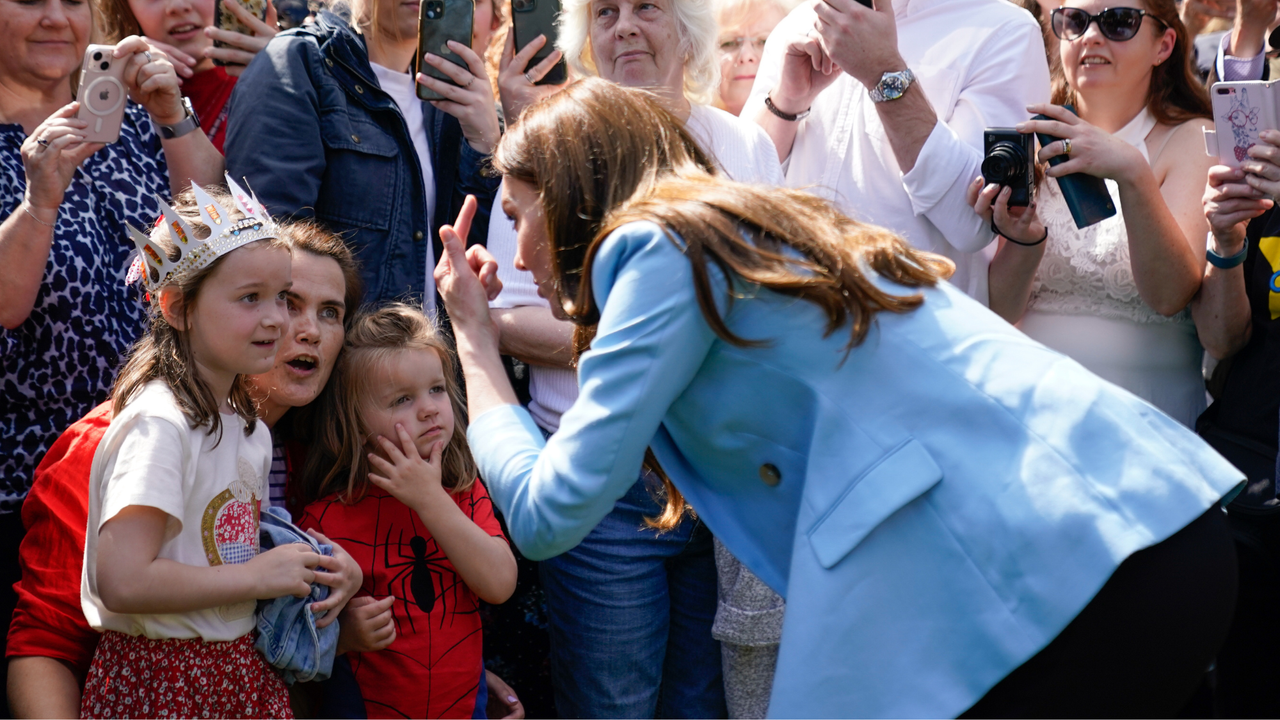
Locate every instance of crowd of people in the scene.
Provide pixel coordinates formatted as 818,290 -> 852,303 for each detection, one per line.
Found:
0,0 -> 1277,714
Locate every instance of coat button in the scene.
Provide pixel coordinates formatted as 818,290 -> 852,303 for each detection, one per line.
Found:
325,58 -> 333,67
350,134 -> 360,144
354,84 -> 364,94
413,230 -> 424,241
759,463 -> 781,487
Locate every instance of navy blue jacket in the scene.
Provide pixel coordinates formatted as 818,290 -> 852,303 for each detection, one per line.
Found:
225,13 -> 499,304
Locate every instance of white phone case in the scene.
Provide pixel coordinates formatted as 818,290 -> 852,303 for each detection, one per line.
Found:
75,45 -> 128,144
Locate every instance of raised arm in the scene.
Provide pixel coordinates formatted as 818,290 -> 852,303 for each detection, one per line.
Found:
442,220 -> 718,560
114,36 -> 225,192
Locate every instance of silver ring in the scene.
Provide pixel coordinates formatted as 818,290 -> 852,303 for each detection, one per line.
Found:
524,71 -> 534,84
143,50 -> 153,63
1062,138 -> 1072,156
36,137 -> 49,147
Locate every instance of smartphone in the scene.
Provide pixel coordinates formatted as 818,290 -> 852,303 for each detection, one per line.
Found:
416,0 -> 475,101
212,0 -> 268,67
75,45 -> 127,144
1033,106 -> 1117,229
1204,81 -> 1277,169
511,0 -> 567,86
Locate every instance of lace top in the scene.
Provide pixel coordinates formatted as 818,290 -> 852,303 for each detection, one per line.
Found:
1025,109 -> 1190,326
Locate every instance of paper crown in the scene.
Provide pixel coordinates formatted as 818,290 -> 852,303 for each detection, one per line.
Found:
126,174 -> 279,293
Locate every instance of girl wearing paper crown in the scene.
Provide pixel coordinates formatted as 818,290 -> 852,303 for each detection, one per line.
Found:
78,176 -> 343,718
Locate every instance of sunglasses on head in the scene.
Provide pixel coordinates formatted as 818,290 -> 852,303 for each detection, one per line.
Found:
1050,6 -> 1160,42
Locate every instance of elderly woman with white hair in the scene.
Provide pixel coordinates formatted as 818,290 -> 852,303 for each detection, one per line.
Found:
486,0 -> 782,717
713,0 -> 795,116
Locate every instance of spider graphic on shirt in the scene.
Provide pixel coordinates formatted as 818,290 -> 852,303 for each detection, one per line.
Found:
382,525 -> 468,632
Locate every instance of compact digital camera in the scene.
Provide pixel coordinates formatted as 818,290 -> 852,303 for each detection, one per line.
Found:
981,129 -> 1035,207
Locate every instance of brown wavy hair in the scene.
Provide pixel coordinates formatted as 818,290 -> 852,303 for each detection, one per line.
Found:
304,303 -> 477,505
1051,0 -> 1210,124
494,78 -> 953,527
111,187 -> 291,441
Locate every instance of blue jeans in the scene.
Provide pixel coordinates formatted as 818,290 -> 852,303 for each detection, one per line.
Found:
540,475 -> 726,719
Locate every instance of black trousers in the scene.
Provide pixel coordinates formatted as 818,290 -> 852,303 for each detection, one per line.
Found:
962,506 -> 1238,719
1212,508 -> 1280,718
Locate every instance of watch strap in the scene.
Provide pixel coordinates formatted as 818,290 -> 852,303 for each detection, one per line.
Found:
159,97 -> 201,140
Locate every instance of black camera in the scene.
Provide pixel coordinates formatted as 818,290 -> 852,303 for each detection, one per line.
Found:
981,129 -> 1034,207
424,0 -> 443,18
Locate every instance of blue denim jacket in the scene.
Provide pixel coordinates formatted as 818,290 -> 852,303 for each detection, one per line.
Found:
256,506 -> 340,684
225,12 -> 500,304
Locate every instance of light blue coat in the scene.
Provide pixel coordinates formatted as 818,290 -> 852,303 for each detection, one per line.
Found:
468,221 -> 1243,718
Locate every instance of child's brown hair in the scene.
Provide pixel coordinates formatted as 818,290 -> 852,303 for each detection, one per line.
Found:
308,303 -> 477,504
111,187 -> 290,440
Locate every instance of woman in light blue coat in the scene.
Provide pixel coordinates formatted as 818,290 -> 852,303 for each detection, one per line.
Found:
434,79 -> 1243,718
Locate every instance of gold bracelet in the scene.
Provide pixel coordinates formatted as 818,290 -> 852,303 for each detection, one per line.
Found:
22,205 -> 55,229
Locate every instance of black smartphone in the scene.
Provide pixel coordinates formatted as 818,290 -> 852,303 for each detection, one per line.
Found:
212,0 -> 268,67
511,0 -> 567,85
416,0 -> 475,101
1033,105 -> 1117,229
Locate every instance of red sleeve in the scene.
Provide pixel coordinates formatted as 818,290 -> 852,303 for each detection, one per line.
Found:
184,67 -> 237,153
455,479 -> 505,541
282,439 -> 310,523
7,403 -> 113,675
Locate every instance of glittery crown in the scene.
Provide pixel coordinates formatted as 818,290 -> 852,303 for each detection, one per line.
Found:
126,174 -> 279,293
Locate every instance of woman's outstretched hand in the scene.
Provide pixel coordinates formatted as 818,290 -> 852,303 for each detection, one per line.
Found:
435,195 -> 503,340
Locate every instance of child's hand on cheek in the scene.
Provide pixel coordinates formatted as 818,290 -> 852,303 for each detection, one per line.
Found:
367,423 -> 447,515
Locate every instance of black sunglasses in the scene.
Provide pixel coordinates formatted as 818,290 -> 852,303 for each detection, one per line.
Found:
1050,7 -> 1160,42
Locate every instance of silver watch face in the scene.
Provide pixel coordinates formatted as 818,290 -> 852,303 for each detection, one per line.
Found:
873,70 -> 913,102
881,76 -> 907,99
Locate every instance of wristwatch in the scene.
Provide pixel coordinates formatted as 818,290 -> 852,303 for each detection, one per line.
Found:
157,97 -> 201,140
869,68 -> 916,103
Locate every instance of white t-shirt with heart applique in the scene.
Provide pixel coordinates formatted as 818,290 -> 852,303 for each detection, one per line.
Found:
82,380 -> 272,641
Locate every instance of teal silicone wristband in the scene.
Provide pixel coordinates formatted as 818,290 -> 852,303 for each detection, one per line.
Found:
1207,237 -> 1248,270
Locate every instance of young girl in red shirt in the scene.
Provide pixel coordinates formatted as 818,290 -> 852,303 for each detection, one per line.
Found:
299,303 -> 517,719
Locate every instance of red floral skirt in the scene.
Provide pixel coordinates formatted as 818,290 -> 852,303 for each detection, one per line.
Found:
81,630 -> 293,719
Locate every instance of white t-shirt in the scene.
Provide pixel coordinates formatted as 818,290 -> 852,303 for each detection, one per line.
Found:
488,104 -> 782,432
371,62 -> 438,312
82,381 -> 273,641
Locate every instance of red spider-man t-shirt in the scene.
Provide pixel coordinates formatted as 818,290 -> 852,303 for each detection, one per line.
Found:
300,480 -> 506,719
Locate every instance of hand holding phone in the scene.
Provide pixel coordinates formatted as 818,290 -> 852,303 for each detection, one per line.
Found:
511,0 -> 567,86
212,0 -> 270,68
76,45 -> 128,144
416,0 -> 474,101
1205,81 -> 1278,169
